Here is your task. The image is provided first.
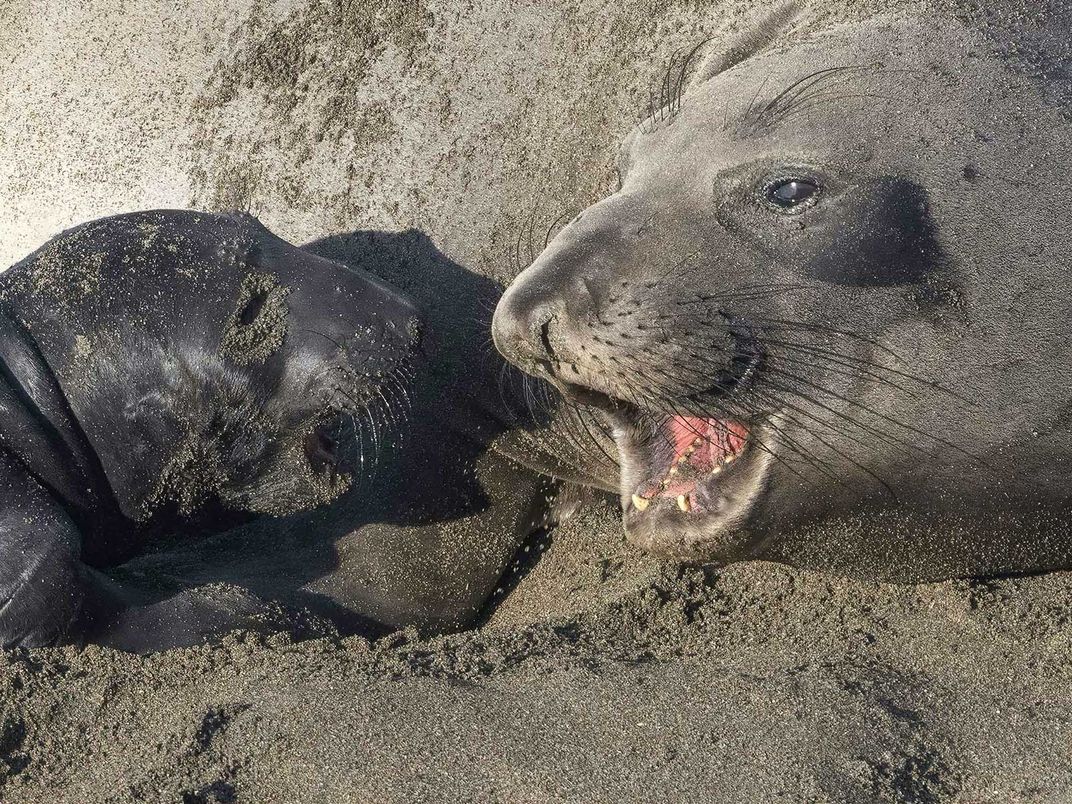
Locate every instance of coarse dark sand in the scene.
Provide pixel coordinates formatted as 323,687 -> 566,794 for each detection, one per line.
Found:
3,0 -> 1072,801
2,501 -> 1071,802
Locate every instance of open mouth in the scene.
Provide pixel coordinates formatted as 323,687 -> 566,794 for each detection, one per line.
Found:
627,415 -> 750,514
609,408 -> 773,558
561,327 -> 771,558
526,312 -> 773,558
304,415 -> 355,481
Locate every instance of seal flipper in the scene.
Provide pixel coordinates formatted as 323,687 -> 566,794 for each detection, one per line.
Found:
0,427 -> 270,653
0,452 -> 86,647
0,312 -> 118,518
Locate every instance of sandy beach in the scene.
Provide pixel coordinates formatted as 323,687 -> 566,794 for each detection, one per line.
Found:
2,0 -> 1071,800
2,502 -> 1071,801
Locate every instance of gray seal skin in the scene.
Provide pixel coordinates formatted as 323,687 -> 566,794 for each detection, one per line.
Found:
493,0 -> 1072,581
0,210 -> 421,651
130,229 -> 600,639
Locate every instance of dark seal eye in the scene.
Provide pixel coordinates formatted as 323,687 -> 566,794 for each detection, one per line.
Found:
764,178 -> 821,210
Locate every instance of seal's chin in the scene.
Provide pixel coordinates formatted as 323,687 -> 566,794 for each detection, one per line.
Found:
615,412 -> 773,560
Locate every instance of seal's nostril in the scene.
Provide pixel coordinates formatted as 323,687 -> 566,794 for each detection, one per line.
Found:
538,318 -> 557,362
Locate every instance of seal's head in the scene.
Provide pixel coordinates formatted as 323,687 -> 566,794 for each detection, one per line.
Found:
4,210 -> 422,523
494,3 -> 1072,578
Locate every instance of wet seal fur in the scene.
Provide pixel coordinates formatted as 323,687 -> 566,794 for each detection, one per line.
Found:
494,1 -> 1072,580
0,210 -> 420,651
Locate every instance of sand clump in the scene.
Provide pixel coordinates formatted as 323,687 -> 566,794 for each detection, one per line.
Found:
219,271 -> 290,366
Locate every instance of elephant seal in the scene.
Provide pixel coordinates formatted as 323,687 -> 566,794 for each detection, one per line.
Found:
0,210 -> 421,650
493,1 -> 1072,581
124,229 -> 602,640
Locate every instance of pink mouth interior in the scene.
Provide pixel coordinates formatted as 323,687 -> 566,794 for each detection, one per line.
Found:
636,415 -> 749,501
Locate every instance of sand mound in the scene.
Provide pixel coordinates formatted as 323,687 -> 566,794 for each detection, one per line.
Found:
2,503 -> 1071,802
4,1 -> 1072,800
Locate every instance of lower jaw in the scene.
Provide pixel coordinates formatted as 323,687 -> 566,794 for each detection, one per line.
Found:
615,439 -> 774,561
621,499 -> 759,561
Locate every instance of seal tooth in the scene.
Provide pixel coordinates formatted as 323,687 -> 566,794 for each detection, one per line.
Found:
632,494 -> 650,512
677,495 -> 691,513
711,465 -> 722,476
668,466 -> 678,476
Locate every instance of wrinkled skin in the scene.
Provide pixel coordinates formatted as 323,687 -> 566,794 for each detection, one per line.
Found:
494,4 -> 1072,581
0,210 -> 421,650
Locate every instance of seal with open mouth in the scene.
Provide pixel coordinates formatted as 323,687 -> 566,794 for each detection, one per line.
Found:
493,1 -> 1072,580
0,210 -> 421,649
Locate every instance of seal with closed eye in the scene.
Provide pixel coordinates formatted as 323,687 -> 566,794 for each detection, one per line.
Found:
0,209 -> 421,650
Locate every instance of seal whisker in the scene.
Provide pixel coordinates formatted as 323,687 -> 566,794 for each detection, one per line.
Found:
746,316 -> 913,365
661,49 -> 680,122
745,64 -> 867,132
663,332 -> 927,399
337,386 -> 381,466
496,360 -> 522,424
759,362 -> 988,467
767,351 -> 921,400
758,398 -> 899,498
573,405 -> 621,470
745,389 -> 904,476
774,66 -> 922,127
679,381 -> 886,489
642,315 -> 966,401
735,75 -> 771,133
777,92 -> 898,126
673,400 -> 837,487
298,328 -> 348,352
543,209 -> 575,250
764,70 -> 867,123
674,37 -> 712,114
607,340 -> 959,474
525,196 -> 542,266
546,379 -> 622,472
753,373 -> 960,468
514,212 -> 526,275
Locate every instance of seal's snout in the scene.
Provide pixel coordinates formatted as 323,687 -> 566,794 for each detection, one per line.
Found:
365,281 -> 425,361
492,270 -> 592,380
494,194 -> 646,393
491,285 -> 557,370
377,305 -> 425,356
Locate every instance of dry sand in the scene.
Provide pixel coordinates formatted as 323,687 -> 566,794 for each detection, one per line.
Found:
3,0 -> 1072,801
3,502 -> 1072,802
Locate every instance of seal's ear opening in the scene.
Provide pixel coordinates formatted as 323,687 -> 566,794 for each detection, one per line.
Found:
688,1 -> 803,90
